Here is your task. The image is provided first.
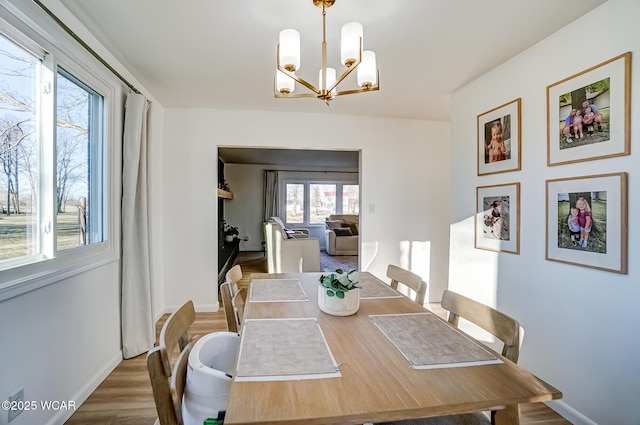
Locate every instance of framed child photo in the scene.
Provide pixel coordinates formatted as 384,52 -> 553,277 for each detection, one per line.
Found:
475,182 -> 520,254
546,52 -> 631,166
477,98 -> 521,176
546,173 -> 627,274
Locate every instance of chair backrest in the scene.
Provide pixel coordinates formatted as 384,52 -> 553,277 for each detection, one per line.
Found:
225,264 -> 243,295
158,300 -> 196,374
232,287 -> 247,330
170,338 -> 196,422
220,282 -> 238,333
386,264 -> 426,306
148,300 -> 197,425
328,214 -> 358,225
441,289 -> 521,363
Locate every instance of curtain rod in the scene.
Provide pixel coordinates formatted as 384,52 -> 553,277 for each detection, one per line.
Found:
32,0 -> 141,94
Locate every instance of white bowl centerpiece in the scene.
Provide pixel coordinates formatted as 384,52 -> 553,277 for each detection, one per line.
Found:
318,269 -> 360,316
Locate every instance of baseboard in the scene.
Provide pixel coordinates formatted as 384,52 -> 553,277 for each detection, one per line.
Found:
194,302 -> 220,312
546,400 -> 597,425
163,302 -> 221,314
46,350 -> 123,425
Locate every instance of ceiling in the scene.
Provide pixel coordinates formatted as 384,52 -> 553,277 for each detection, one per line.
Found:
58,0 -> 606,121
218,147 -> 359,170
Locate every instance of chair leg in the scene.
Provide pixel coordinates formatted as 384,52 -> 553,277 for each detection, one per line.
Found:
493,404 -> 520,425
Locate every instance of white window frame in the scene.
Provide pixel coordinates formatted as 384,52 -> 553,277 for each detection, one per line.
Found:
0,3 -> 123,302
280,172 -> 359,227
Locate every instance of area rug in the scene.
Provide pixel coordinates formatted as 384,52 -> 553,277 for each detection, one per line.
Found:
320,250 -> 358,272
236,250 -> 358,273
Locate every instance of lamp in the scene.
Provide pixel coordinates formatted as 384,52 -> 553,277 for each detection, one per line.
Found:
275,0 -> 379,103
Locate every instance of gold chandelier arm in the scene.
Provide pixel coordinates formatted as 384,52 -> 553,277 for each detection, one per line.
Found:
274,92 -> 318,98
335,85 -> 379,96
277,64 -> 320,94
335,69 -> 380,96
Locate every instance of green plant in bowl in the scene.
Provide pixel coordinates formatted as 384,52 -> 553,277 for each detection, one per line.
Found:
319,269 -> 360,298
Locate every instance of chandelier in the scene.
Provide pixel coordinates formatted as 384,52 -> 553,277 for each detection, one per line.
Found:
275,0 -> 379,103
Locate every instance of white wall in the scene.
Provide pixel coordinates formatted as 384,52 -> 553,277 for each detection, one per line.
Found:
0,2 -> 168,424
0,264 -> 121,425
162,109 -> 451,308
223,163 -> 267,252
449,0 -> 640,423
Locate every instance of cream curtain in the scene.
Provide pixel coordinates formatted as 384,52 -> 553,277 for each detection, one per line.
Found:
263,170 -> 278,221
121,92 -> 154,359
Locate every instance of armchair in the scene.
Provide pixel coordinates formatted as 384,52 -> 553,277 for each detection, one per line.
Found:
325,214 -> 359,256
269,216 -> 310,238
264,218 -> 320,273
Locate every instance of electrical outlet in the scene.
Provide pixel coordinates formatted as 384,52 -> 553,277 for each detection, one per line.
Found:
242,236 -> 250,242
8,387 -> 24,422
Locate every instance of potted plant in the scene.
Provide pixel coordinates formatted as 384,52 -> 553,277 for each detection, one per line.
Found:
318,269 -> 360,316
224,223 -> 239,242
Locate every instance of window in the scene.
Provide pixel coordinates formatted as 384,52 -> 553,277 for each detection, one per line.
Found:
343,184 -> 360,215
283,176 -> 359,226
0,34 -> 39,261
285,183 -> 304,224
0,12 -> 118,299
0,35 -> 105,263
56,69 -> 104,251
310,184 -> 336,223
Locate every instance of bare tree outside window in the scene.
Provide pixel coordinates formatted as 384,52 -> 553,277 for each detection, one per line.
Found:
310,183 -> 336,223
286,183 -> 304,224
0,34 -> 104,262
343,184 -> 359,214
0,35 -> 38,260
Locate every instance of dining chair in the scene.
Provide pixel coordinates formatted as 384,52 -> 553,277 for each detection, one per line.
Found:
225,264 -> 243,296
441,289 -> 521,363
220,282 -> 238,333
386,264 -> 426,306
375,290 -> 522,425
232,287 -> 247,330
147,300 -> 198,425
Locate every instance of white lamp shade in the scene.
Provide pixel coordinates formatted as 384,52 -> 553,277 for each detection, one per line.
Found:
357,50 -> 377,88
340,22 -> 363,66
276,70 -> 295,93
319,67 -> 337,96
279,29 -> 300,71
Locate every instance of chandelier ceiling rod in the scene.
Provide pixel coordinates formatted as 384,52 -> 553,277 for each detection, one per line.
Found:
275,0 -> 379,103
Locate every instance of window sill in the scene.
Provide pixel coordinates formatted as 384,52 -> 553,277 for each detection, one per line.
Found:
0,249 -> 118,302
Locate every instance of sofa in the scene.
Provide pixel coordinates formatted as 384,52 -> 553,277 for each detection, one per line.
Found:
324,214 -> 359,256
264,217 -> 320,273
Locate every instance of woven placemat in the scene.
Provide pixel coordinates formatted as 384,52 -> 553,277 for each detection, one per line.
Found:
235,318 -> 341,381
370,313 -> 501,369
359,277 -> 402,299
249,279 -> 308,302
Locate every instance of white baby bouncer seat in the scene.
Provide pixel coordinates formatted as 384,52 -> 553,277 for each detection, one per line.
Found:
182,331 -> 240,425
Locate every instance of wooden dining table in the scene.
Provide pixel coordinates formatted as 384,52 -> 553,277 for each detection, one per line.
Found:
224,272 -> 562,425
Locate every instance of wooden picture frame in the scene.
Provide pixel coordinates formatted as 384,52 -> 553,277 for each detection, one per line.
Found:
546,52 -> 631,166
475,183 -> 520,254
546,173 -> 627,274
477,98 -> 521,176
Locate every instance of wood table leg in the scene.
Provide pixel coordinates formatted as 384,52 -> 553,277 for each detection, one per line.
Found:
493,404 -> 520,425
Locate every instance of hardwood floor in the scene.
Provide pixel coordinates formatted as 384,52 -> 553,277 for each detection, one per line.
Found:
65,257 -> 571,424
